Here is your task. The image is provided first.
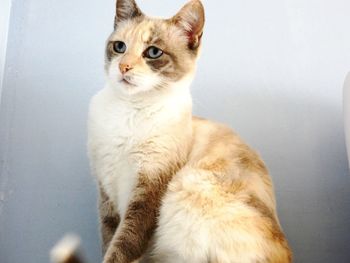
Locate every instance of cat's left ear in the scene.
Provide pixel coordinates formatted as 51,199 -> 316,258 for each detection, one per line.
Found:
114,0 -> 143,28
172,0 -> 205,50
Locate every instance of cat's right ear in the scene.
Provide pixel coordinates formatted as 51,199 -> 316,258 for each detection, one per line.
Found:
172,0 -> 205,50
114,0 -> 143,29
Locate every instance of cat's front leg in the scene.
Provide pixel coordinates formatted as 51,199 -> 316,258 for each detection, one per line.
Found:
103,172 -> 171,263
99,185 -> 121,255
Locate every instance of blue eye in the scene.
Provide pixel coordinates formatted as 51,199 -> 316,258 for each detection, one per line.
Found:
145,46 -> 163,59
113,41 -> 126,53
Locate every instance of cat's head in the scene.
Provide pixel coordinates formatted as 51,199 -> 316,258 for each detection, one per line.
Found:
105,0 -> 205,95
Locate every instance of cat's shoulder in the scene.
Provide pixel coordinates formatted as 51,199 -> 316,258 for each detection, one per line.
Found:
191,116 -> 265,167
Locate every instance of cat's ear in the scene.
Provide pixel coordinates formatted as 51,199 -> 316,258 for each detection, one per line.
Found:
172,0 -> 205,50
114,0 -> 143,28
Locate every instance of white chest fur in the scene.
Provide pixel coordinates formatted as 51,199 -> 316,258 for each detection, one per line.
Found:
88,84 -> 192,218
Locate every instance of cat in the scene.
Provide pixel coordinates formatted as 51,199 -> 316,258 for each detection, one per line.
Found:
87,0 -> 292,262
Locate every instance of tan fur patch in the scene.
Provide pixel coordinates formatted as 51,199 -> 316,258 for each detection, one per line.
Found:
98,186 -> 120,254
246,195 -> 292,262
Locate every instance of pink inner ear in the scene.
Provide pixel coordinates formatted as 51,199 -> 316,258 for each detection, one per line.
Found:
187,22 -> 197,36
185,20 -> 203,48
187,31 -> 195,41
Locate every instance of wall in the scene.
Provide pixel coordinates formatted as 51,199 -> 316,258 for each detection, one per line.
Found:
1,0 -> 350,262
0,0 -> 12,101
344,73 -> 350,168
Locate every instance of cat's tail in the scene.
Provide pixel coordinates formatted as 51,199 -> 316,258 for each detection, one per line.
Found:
50,234 -> 86,263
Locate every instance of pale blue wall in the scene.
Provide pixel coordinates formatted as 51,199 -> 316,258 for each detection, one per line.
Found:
1,0 -> 350,262
0,0 -> 12,101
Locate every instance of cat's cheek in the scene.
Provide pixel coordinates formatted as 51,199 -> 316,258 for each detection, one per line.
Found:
143,75 -> 161,88
106,64 -> 123,87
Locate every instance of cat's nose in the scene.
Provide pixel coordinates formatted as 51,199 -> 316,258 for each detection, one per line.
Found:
119,63 -> 133,74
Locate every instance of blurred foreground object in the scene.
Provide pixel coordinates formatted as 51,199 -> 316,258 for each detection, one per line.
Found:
50,234 -> 86,263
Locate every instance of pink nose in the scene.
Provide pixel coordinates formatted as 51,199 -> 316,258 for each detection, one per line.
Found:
119,63 -> 133,74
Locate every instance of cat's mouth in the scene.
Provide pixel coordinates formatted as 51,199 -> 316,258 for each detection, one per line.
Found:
120,76 -> 136,87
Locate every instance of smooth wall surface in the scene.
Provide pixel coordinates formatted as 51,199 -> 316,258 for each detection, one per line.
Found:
0,0 -> 12,101
344,73 -> 350,169
1,0 -> 350,262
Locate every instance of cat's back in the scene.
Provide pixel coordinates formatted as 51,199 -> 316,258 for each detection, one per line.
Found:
152,116 -> 292,263
190,116 -> 270,178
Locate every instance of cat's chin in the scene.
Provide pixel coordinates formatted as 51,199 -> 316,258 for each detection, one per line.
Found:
116,81 -> 154,96
120,86 -> 143,96
120,80 -> 138,93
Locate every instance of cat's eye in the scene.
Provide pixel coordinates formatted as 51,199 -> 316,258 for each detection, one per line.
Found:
113,41 -> 127,53
144,46 -> 163,59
